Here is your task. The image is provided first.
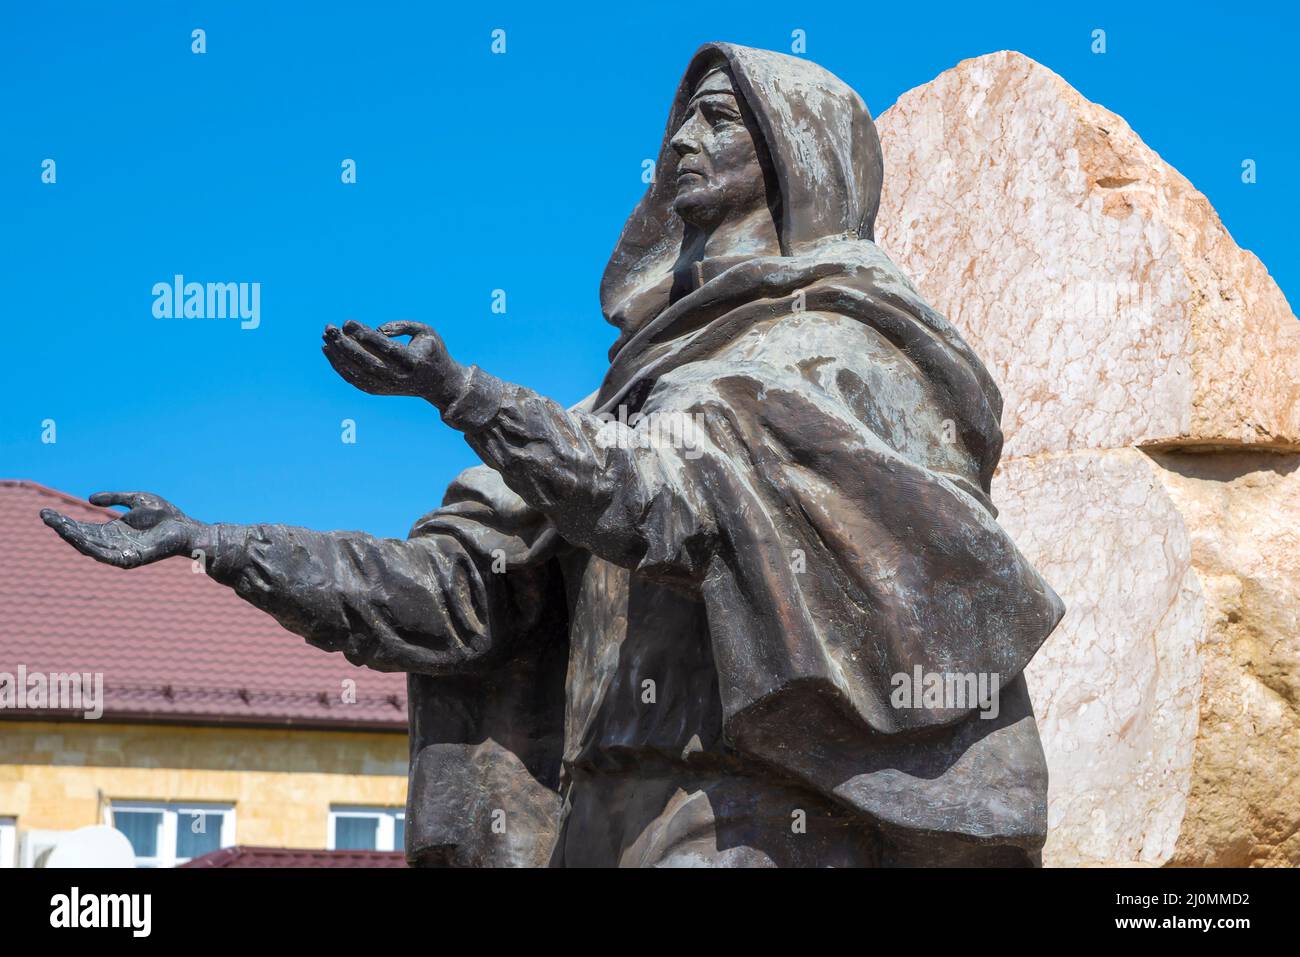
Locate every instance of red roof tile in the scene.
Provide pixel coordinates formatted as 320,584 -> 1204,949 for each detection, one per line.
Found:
0,481 -> 407,729
180,846 -> 408,868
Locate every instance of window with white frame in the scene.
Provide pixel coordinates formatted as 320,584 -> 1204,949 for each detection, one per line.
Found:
328,805 -> 404,852
108,801 -> 235,867
0,818 -> 15,868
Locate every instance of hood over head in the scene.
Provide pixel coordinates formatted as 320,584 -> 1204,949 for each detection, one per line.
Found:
600,42 -> 885,334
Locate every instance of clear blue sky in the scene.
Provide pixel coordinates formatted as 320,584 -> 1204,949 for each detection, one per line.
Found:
3,1 -> 1295,538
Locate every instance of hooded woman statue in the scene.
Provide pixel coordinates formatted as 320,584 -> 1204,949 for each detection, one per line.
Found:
43,43 -> 1064,867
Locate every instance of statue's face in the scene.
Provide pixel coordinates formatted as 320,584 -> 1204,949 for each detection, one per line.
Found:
670,68 -> 770,230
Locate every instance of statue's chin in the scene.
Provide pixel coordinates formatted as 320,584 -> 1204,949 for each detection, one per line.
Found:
672,189 -> 722,230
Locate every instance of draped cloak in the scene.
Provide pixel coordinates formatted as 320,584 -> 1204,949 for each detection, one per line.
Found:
212,43 -> 1064,866
394,43 -> 1065,865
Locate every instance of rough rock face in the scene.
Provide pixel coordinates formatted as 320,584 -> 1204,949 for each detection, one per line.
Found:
1152,452 -> 1300,866
875,51 -> 1300,866
877,50 -> 1300,459
993,450 -> 1204,865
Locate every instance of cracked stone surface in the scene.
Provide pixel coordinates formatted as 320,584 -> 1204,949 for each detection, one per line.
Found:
995,449 -> 1203,866
879,51 -> 1300,866
876,50 -> 1300,458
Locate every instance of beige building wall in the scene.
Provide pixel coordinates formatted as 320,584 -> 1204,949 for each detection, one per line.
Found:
0,721 -> 408,849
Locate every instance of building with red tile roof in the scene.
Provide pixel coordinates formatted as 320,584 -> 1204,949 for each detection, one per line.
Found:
180,845 -> 407,867
0,481 -> 411,867
0,480 -> 406,728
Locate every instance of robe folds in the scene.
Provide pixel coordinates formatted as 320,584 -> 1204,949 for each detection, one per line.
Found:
209,43 -> 1064,866
396,233 -> 1063,866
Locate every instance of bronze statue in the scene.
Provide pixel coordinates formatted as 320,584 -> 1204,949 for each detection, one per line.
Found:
41,43 -> 1064,867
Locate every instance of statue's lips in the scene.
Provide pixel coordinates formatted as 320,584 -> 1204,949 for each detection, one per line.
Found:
676,169 -> 704,181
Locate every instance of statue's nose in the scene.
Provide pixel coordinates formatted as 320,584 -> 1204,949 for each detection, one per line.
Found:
670,120 -> 702,157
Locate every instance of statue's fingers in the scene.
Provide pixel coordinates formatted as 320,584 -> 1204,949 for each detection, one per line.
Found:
322,343 -> 384,394
42,508 -> 93,541
345,321 -> 414,366
89,491 -> 155,511
324,335 -> 389,381
40,511 -> 129,566
88,491 -> 179,530
378,320 -> 434,340
321,339 -> 364,379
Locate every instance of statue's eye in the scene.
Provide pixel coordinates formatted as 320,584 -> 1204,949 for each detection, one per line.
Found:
703,104 -> 742,126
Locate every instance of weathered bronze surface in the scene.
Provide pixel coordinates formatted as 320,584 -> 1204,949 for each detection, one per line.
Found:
42,43 -> 1063,867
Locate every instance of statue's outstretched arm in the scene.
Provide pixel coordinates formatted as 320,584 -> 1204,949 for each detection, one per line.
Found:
323,320 -> 719,582
40,493 -> 506,674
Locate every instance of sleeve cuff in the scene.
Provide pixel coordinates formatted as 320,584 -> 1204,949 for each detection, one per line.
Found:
440,364 -> 506,434
205,524 -> 256,582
